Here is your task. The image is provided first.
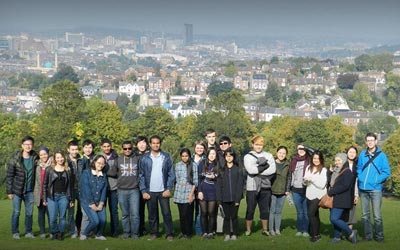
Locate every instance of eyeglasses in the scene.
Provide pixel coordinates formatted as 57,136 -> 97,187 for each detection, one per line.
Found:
366,139 -> 376,142
123,147 -> 132,150
220,142 -> 229,145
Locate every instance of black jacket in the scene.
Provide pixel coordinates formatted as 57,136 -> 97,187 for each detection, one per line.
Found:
6,150 -> 38,196
43,167 -> 74,202
327,167 -> 354,209
216,165 -> 243,203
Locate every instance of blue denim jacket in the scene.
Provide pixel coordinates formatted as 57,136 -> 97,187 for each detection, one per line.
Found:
79,169 -> 108,205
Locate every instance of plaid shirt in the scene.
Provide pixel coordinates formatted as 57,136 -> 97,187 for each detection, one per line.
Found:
173,161 -> 193,204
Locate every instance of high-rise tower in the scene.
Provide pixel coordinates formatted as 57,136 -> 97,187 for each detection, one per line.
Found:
184,24 -> 193,46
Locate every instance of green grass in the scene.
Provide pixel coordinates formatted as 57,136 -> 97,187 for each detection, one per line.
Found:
0,198 -> 399,250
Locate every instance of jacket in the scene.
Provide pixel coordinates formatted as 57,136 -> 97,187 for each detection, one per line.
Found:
103,150 -> 119,191
244,151 -> 276,191
327,167 -> 354,209
216,165 -> 243,203
138,151 -> 175,194
43,167 -> 74,202
357,147 -> 391,191
6,150 -> 39,196
272,160 -> 291,195
33,156 -> 53,206
79,169 -> 108,206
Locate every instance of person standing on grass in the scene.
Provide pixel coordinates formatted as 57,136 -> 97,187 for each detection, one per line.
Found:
357,132 -> 391,243
33,146 -> 53,239
139,135 -> 175,241
192,141 -> 207,236
344,146 -> 359,229
43,151 -> 74,241
303,151 -> 327,243
6,135 -> 38,240
79,155 -> 108,241
269,146 -> 291,236
216,148 -> 243,241
173,148 -> 196,239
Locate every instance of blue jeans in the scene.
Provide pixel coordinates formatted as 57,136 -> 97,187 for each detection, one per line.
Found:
269,194 -> 286,232
37,203 -> 50,234
148,192 -> 173,236
330,208 -> 352,238
11,192 -> 34,234
292,192 -> 309,233
81,203 -> 107,237
107,189 -> 119,236
360,190 -> 383,240
47,194 -> 69,234
118,189 -> 140,236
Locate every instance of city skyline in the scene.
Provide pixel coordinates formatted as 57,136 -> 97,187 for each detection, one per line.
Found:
1,0 -> 400,43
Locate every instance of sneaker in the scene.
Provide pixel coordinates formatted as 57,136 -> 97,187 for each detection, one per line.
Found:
224,235 -> 230,241
207,233 -> 214,239
71,233 -> 78,239
270,231 -> 276,236
275,230 -> 281,235
39,233 -> 46,239
95,235 -> 107,240
330,237 -> 342,243
131,234 -> 139,240
25,233 -> 35,238
13,233 -> 20,240
120,233 -> 129,240
348,230 -> 357,244
295,232 -> 302,236
231,235 -> 237,241
262,230 -> 270,236
166,235 -> 174,241
80,235 -> 88,240
302,232 -> 310,237
148,234 -> 158,241
310,235 -> 321,242
245,231 -> 251,236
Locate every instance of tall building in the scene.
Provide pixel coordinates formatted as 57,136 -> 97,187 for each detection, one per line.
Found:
66,32 -> 84,47
183,24 -> 193,46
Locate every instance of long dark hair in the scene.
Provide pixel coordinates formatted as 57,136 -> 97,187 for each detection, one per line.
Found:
218,148 -> 237,177
180,148 -> 194,185
309,150 -> 325,174
203,147 -> 219,174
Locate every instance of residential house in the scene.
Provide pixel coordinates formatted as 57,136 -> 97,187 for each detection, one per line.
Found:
250,74 -> 268,91
119,81 -> 145,97
330,95 -> 351,114
102,92 -> 118,105
336,111 -> 382,127
80,85 -> 100,98
168,104 -> 203,119
234,75 -> 249,91
243,102 -> 259,122
270,72 -> 288,87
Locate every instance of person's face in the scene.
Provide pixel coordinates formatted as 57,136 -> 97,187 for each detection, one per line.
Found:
365,136 -> 377,150
334,157 -> 343,167
39,150 -> 49,163
347,148 -> 357,161
312,154 -> 321,166
276,148 -> 287,162
94,157 -> 105,172
55,153 -> 65,166
68,145 -> 79,159
136,140 -> 147,153
181,152 -> 190,164
83,144 -> 93,157
122,143 -> 133,157
219,140 -> 231,151
225,153 -> 234,164
194,144 -> 205,156
252,142 -> 264,153
208,150 -> 217,162
21,140 -> 33,154
297,145 -> 306,156
150,138 -> 161,152
101,143 -> 112,155
205,132 -> 216,146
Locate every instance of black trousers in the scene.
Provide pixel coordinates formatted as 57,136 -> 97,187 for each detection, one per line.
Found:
307,198 -> 321,238
177,203 -> 194,236
222,202 -> 239,235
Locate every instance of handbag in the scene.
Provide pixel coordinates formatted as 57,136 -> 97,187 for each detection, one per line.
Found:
319,194 -> 333,209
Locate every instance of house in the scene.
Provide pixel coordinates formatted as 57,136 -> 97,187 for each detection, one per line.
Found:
102,92 -> 118,105
80,85 -> 100,98
250,74 -> 268,91
270,72 -> 288,87
234,75 -> 249,91
118,81 -> 145,97
243,102 -> 259,121
336,111 -> 382,127
168,104 -> 203,119
330,95 -> 351,114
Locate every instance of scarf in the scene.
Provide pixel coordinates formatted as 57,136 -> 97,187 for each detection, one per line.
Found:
290,154 -> 309,172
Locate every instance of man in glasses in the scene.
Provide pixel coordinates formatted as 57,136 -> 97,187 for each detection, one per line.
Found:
218,136 -> 232,167
116,140 -> 141,240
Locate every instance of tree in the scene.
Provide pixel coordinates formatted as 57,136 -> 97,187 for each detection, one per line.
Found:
224,64 -> 237,78
270,56 -> 279,65
35,80 -> 86,150
207,90 -> 245,114
350,83 -> 373,110
116,94 -> 130,114
126,73 -> 137,82
355,54 -> 373,71
264,82 -> 282,106
337,74 -> 359,89
382,128 -> 400,196
207,81 -> 234,97
51,63 -> 79,83
186,97 -> 197,107
383,73 -> 400,110
355,114 -> 399,146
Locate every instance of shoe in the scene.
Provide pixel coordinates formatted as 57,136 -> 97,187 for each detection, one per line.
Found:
95,235 -> 107,240
148,234 -> 158,241
121,233 -> 129,240
302,232 -> 310,237
231,235 -> 237,241
131,234 -> 139,240
40,233 -> 46,239
275,230 -> 281,235
330,237 -> 342,243
245,231 -> 251,236
363,236 -> 373,241
13,233 -> 20,240
207,233 -> 214,239
166,235 -> 174,241
262,230 -> 270,236
71,233 -> 78,239
202,233 -> 208,239
348,230 -> 357,244
80,235 -> 88,240
224,235 -> 230,241
295,232 -> 302,236
50,233 -> 58,240
25,233 -> 35,238
58,233 -> 65,241
310,235 -> 321,242
269,231 -> 276,236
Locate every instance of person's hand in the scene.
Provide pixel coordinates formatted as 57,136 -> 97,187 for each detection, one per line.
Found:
142,193 -> 151,200
235,203 -> 239,207
188,193 -> 194,203
43,201 -> 48,206
162,190 -> 171,198
70,202 -> 74,208
89,204 -> 97,211
97,203 -> 104,211
354,196 -> 359,205
7,194 -> 13,200
198,192 -> 204,201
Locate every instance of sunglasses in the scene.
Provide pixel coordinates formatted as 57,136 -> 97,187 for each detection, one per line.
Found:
123,147 -> 132,150
220,142 -> 229,145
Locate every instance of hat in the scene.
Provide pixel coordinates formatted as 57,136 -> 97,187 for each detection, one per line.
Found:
335,153 -> 347,165
38,146 -> 49,154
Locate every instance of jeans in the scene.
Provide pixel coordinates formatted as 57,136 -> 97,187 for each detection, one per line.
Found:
139,194 -> 147,234
80,208 -> 89,234
269,194 -> 286,232
307,198 -> 321,237
81,202 -> 107,237
47,193 -> 69,234
107,189 -> 119,236
148,192 -> 173,236
118,189 -> 140,236
360,190 -> 383,240
11,192 -> 34,234
37,202 -> 50,234
330,208 -> 352,238
292,192 -> 309,233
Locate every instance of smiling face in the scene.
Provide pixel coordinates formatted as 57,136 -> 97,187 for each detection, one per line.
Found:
54,152 -> 65,166
276,148 -> 287,162
21,140 -> 33,154
94,157 -> 106,172
365,136 -> 377,151
194,144 -> 205,156
297,145 -> 306,156
181,151 -> 190,164
39,150 -> 49,163
208,149 -> 217,162
205,132 -> 216,146
334,157 -> 343,167
136,140 -> 147,153
83,144 -> 93,157
347,147 -> 357,161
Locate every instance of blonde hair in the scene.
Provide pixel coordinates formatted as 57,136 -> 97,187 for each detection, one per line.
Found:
52,151 -> 69,171
251,135 -> 264,145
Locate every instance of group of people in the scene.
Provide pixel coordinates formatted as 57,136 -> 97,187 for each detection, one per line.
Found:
6,130 -> 391,244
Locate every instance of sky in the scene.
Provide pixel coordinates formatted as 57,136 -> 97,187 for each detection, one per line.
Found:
1,0 -> 399,42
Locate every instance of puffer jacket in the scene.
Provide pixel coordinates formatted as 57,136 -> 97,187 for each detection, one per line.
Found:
6,150 -> 39,196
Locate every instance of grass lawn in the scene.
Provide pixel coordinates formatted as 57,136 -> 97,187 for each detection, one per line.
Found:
0,197 -> 399,250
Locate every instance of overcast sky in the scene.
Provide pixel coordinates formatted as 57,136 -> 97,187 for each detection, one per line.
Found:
1,0 -> 399,42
